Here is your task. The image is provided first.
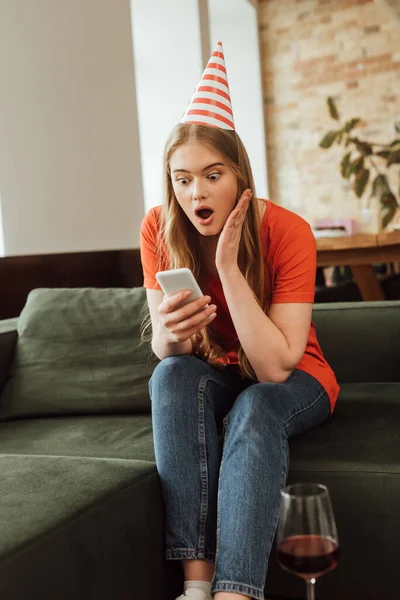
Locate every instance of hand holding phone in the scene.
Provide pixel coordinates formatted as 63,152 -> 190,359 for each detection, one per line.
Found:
155,268 -> 217,343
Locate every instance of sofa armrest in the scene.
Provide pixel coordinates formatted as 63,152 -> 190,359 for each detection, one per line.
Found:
312,301 -> 400,383
0,319 -> 18,394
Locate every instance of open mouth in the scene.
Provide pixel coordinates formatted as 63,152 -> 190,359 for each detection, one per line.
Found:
196,208 -> 214,220
194,207 -> 215,226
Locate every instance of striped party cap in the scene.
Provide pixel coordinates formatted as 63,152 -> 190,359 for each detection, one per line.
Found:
180,41 -> 235,131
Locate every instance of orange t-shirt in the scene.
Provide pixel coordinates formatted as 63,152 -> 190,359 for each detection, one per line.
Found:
140,200 -> 340,412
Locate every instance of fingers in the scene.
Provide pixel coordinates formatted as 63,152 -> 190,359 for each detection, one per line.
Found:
160,291 -> 211,316
177,312 -> 217,340
172,303 -> 217,334
226,190 -> 251,231
239,188 -> 252,207
164,301 -> 216,330
159,294 -> 217,343
229,189 -> 252,224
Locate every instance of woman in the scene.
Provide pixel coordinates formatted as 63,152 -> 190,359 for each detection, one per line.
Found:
140,43 -> 339,600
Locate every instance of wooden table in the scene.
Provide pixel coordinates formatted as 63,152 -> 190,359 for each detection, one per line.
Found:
316,230 -> 400,301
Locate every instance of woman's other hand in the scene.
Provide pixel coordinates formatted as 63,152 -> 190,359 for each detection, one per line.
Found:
215,188 -> 252,275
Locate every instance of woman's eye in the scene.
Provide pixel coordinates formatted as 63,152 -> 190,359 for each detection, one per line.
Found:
177,178 -> 189,186
208,172 -> 221,181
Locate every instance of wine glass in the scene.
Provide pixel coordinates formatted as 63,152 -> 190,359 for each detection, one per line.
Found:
276,483 -> 339,600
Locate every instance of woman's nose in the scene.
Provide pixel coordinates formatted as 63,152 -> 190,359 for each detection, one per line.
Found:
193,180 -> 207,200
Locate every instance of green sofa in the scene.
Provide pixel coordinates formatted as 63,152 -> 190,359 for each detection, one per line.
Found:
0,288 -> 398,600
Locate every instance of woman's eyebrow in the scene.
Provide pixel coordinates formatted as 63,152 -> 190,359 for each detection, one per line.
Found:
172,162 -> 225,174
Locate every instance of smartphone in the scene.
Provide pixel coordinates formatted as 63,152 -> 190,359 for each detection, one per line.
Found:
156,268 -> 204,307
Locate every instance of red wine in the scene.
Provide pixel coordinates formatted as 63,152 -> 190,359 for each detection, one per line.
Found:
278,535 -> 339,579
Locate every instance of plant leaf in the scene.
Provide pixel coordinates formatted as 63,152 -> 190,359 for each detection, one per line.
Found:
380,192 -> 398,207
376,150 -> 391,159
372,174 -> 390,198
319,131 -> 339,149
353,138 -> 372,155
344,118 -> 361,133
354,169 -> 369,198
388,150 -> 400,166
382,207 -> 397,229
349,156 -> 364,176
327,97 -> 339,120
372,175 -> 398,228
380,193 -> 398,228
340,152 -> 352,178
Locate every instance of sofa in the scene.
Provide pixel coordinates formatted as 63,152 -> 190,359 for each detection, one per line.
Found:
0,287 -> 398,600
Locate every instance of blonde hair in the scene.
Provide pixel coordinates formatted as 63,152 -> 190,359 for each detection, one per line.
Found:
141,123 -> 268,380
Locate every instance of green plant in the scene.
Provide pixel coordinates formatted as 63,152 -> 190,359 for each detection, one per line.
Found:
319,97 -> 400,228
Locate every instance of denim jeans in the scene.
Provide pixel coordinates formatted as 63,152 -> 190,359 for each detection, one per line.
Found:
149,355 -> 330,600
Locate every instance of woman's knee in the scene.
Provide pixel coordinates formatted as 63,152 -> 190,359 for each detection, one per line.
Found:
152,354 -> 207,380
226,382 -> 285,431
226,380 -> 329,437
149,355 -> 209,400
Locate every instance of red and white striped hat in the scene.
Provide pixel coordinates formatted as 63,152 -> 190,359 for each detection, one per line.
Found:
180,41 -> 235,131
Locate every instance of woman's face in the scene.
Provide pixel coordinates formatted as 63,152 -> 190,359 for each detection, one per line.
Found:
169,142 -> 238,236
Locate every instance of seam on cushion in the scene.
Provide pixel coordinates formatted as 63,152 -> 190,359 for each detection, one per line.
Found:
313,303 -> 400,312
15,330 -> 146,343
290,470 -> 400,475
0,467 -> 160,569
0,453 -> 156,463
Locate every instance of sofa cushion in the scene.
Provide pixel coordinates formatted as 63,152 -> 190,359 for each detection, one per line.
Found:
0,414 -> 155,463
0,454 -> 166,600
312,301 -> 400,383
0,288 -> 158,420
289,383 -> 400,474
267,386 -> 400,600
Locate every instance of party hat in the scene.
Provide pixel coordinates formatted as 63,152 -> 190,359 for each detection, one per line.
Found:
180,41 -> 235,130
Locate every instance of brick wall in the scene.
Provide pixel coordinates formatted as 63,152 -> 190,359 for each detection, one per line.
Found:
259,0 -> 400,223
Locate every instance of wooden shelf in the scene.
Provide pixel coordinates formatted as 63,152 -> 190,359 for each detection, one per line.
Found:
316,230 -> 400,300
316,234 -> 377,251
377,229 -> 400,247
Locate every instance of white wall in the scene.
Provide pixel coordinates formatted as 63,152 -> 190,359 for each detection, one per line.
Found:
208,0 -> 269,199
131,0 -> 268,210
0,194 -> 4,257
0,0 -> 268,256
130,0 -> 204,211
0,0 -> 144,256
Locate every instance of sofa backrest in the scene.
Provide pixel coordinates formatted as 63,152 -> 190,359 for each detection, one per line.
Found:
312,301 -> 400,383
0,319 -> 18,395
1,292 -> 398,421
0,288 -> 158,421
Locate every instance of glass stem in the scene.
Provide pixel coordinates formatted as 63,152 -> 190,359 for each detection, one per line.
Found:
306,578 -> 316,600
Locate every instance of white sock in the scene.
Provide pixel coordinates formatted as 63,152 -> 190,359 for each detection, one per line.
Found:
183,579 -> 212,598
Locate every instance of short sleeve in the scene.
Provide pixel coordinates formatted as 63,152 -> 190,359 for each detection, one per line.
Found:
139,208 -> 168,290
271,224 -> 316,304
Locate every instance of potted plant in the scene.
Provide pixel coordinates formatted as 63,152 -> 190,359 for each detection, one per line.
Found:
319,97 -> 400,230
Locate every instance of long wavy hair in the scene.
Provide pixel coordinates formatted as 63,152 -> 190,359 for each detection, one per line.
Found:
141,123 -> 268,380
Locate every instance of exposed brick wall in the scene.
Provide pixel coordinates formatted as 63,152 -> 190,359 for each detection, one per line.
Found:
259,0 -> 400,223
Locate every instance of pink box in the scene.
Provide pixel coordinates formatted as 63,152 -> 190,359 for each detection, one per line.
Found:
313,218 -> 358,236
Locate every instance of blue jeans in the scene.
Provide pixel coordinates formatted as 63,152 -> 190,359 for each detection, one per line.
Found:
149,355 -> 330,599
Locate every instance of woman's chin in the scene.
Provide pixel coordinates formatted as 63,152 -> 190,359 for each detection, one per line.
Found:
197,225 -> 221,237
191,219 -> 221,236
